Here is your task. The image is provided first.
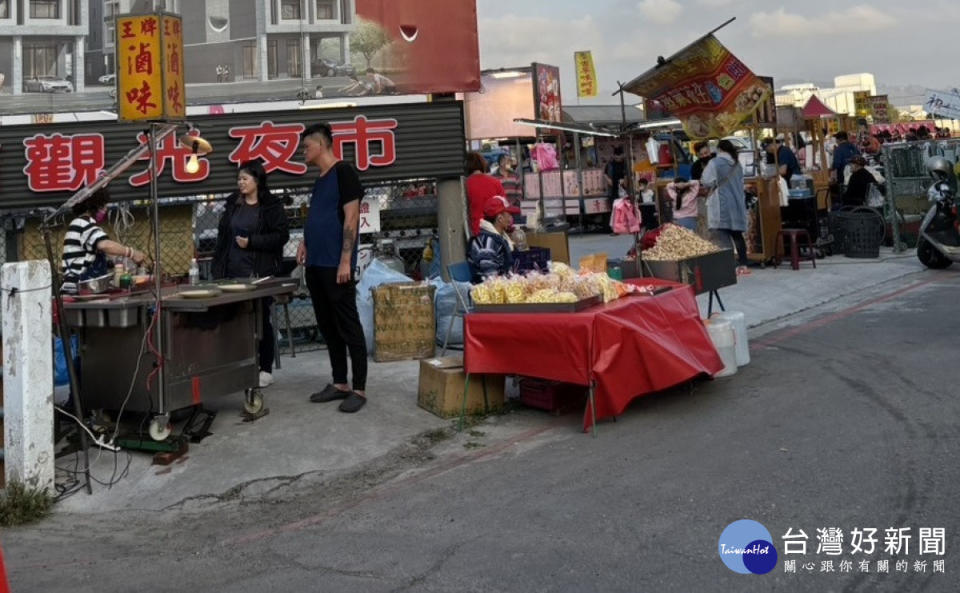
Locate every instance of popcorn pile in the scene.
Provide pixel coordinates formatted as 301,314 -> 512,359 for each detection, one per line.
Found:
470,262 -> 636,305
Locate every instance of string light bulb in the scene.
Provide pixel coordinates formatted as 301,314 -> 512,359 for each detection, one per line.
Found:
185,151 -> 200,174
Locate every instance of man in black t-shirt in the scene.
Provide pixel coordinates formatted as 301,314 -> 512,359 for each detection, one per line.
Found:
298,122 -> 369,414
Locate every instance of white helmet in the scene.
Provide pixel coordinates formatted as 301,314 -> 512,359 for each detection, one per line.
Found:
926,156 -> 953,180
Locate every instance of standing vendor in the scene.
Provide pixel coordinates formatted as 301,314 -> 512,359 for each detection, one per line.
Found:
468,196 -> 519,282
61,187 -> 146,295
211,160 -> 290,388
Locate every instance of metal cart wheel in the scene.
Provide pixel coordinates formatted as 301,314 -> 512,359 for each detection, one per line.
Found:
244,388 -> 265,415
148,415 -> 172,441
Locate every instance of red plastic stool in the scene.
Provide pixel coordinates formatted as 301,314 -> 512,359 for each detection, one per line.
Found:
774,229 -> 817,270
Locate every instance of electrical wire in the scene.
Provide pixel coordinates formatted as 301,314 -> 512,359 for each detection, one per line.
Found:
54,407 -> 120,452
109,201 -> 136,246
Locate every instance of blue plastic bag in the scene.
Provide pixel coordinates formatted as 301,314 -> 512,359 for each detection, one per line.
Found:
356,259 -> 411,354
434,280 -> 471,348
54,335 -> 78,387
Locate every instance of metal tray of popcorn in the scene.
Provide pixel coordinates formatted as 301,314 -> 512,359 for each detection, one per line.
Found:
472,295 -> 602,314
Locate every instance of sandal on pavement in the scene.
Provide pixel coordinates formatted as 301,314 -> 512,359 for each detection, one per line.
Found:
736,266 -> 752,276
338,392 -> 367,413
309,384 -> 351,403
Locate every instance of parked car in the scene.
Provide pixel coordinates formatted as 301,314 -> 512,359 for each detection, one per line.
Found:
313,58 -> 355,78
24,76 -> 72,93
722,136 -> 754,153
98,73 -> 116,85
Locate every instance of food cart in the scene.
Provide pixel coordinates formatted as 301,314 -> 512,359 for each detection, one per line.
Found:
63,279 -> 297,440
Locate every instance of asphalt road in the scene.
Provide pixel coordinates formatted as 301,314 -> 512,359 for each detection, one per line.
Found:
5,271 -> 960,592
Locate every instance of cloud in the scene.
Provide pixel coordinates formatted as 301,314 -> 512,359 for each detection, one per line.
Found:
477,14 -> 605,69
638,0 -> 683,24
699,0 -> 734,6
749,5 -> 896,38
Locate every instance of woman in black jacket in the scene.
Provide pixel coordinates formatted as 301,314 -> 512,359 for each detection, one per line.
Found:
211,160 -> 290,387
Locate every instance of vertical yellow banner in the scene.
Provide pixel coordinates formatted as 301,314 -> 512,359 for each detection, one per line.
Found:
161,14 -> 186,120
575,51 -> 598,98
116,15 -> 164,121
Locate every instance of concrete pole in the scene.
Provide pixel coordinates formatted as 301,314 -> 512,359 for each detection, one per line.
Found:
2,261 -> 54,494
12,36 -> 22,96
437,177 -> 467,281
73,36 -> 85,93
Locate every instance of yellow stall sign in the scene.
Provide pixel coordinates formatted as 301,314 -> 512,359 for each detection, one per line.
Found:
116,13 -> 186,122
575,51 -> 598,98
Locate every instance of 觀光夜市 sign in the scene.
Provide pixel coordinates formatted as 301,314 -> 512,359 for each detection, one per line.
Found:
0,101 -> 465,209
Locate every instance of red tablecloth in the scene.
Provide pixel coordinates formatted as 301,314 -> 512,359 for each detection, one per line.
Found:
464,278 -> 724,431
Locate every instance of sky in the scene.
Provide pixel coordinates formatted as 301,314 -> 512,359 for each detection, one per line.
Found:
475,0 -> 959,106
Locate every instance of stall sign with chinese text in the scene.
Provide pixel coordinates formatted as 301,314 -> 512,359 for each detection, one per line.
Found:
623,34 -> 770,140
575,51 -> 598,98
116,13 -> 185,122
925,89 -> 960,121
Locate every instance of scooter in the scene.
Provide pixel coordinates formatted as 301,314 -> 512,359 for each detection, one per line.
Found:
916,157 -> 960,269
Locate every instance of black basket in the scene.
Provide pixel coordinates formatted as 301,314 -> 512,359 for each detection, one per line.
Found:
513,247 -> 551,273
833,207 -> 885,258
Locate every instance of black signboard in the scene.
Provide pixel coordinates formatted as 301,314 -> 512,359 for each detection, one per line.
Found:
0,101 -> 465,209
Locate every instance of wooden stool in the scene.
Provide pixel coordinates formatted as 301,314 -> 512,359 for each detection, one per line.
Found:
774,229 -> 817,270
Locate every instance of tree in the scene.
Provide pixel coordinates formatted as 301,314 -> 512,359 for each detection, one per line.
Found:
351,19 -> 391,70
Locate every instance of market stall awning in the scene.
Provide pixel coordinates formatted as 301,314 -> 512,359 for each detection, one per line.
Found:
562,105 -> 646,129
513,118 -> 620,137
801,96 -> 838,119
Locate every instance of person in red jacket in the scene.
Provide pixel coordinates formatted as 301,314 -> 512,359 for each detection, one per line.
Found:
465,152 -> 505,236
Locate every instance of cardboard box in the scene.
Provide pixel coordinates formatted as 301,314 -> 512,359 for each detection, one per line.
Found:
526,231 -> 571,265
373,282 -> 436,362
418,357 -> 504,418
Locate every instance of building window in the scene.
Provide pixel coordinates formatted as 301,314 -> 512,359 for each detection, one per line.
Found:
287,40 -> 301,77
30,0 -> 60,19
340,0 -> 351,24
242,43 -> 258,79
24,44 -> 58,78
280,0 -> 301,20
316,0 -> 334,20
104,1 -> 118,47
0,0 -> 9,19
268,39 -> 279,79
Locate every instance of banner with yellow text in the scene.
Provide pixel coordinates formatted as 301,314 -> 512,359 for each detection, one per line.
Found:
575,51 -> 598,98
623,34 -> 770,139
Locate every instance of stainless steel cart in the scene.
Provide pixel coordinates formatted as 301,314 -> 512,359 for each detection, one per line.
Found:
63,279 -> 297,440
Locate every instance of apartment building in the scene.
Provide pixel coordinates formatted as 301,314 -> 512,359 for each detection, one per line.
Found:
0,0 -> 89,95
86,0 -> 355,85
85,0 -> 179,84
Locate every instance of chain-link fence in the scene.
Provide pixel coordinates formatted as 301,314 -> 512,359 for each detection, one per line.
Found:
0,178 -> 441,356
883,139 -> 960,214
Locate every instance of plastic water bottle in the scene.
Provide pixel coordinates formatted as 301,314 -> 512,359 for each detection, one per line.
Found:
188,258 -> 199,285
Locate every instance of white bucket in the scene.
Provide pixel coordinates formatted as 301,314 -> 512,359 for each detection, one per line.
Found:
712,311 -> 750,366
705,319 -> 738,378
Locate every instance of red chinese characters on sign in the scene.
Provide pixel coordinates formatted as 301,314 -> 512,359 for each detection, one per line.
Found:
228,121 -> 307,175
120,21 -> 136,39
140,17 -> 158,36
330,116 -> 398,171
129,42 -> 154,76
125,80 -> 158,115
129,130 -> 210,187
22,133 -> 105,192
